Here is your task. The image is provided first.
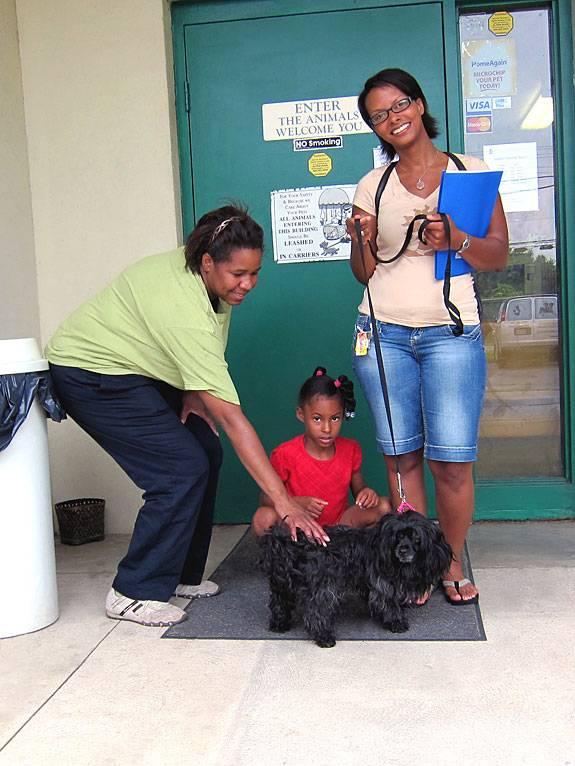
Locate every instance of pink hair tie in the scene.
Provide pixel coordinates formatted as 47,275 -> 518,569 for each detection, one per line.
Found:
315,370 -> 324,376
333,379 -> 341,388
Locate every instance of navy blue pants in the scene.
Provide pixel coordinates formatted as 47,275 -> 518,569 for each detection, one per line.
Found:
49,365 -> 222,601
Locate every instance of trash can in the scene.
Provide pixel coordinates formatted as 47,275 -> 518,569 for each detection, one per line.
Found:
55,498 -> 105,545
0,338 -> 59,638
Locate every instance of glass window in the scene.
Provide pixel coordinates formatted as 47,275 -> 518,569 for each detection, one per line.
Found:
459,7 -> 562,477
504,298 -> 532,322
534,296 -> 557,319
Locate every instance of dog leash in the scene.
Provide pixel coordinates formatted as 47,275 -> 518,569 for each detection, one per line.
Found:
354,214 -> 456,512
366,212 -> 463,337
354,218 -> 414,514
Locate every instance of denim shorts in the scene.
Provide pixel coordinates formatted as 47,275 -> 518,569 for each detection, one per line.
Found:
351,314 -> 487,462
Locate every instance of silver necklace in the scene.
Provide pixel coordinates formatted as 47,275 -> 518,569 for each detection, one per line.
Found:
415,153 -> 439,190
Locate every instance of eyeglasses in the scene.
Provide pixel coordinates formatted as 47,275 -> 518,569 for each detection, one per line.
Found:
369,97 -> 413,127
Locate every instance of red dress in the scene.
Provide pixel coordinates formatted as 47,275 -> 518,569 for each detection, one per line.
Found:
270,435 -> 362,526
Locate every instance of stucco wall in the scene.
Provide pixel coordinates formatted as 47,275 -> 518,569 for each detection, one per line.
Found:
0,0 -> 39,341
16,0 -> 182,532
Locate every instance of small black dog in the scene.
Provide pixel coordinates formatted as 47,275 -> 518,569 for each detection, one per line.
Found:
259,510 -> 452,648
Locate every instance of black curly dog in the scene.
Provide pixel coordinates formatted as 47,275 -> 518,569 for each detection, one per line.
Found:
259,510 -> 452,648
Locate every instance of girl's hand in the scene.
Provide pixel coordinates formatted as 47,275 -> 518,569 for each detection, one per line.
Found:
422,213 -> 465,253
355,487 -> 379,509
346,213 -> 377,246
181,391 -> 219,435
295,496 -> 328,518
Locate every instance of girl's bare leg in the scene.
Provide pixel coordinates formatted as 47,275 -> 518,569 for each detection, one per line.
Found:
339,495 -> 391,528
251,506 -> 280,537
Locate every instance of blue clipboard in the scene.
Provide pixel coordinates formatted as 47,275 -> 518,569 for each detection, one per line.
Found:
434,169 -> 503,280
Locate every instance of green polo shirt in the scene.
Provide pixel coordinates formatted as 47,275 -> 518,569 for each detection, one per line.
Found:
45,247 -> 239,404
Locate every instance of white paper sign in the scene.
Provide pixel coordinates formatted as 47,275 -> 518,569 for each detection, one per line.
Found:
262,97 -> 370,141
271,185 -> 356,263
483,142 -> 539,213
461,39 -> 517,98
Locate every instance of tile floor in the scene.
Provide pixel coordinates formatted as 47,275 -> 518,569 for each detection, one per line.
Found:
1,521 -> 574,766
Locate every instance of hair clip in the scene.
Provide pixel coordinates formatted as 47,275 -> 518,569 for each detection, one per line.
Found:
345,410 -> 355,419
210,216 -> 240,245
315,369 -> 324,377
333,379 -> 341,388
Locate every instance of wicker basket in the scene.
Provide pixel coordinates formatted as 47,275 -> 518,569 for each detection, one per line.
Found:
55,498 -> 105,545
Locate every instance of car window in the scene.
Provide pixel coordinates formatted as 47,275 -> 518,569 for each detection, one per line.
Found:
506,298 -> 532,321
534,297 -> 557,319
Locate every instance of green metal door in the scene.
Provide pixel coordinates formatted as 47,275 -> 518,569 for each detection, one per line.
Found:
173,1 -> 448,522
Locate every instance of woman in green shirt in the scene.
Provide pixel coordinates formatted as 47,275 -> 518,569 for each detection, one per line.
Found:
47,205 -> 329,627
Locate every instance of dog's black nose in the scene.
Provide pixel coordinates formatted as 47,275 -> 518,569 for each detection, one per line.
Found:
397,544 -> 415,563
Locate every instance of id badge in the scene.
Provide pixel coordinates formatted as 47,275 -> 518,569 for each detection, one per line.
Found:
354,330 -> 371,356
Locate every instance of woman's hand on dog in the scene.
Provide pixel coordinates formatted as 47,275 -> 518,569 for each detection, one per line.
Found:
277,501 -> 330,546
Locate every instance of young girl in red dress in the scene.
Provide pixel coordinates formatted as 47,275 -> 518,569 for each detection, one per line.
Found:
252,367 -> 391,536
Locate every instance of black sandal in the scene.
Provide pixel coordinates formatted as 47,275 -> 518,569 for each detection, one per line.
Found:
442,578 -> 479,606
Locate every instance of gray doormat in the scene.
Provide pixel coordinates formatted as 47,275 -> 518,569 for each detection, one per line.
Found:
163,530 -> 486,642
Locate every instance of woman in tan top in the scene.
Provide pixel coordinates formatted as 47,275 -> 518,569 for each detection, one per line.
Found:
347,68 -> 508,605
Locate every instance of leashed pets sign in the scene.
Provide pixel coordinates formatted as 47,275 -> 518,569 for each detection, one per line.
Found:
270,185 -> 356,263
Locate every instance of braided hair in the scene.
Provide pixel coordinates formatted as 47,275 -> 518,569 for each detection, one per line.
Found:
298,366 -> 356,420
184,203 -> 264,273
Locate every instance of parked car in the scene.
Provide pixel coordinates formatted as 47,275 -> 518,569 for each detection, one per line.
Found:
480,297 -> 504,356
493,294 -> 558,365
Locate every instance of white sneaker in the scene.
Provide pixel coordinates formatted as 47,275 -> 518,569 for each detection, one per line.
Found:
173,580 -> 220,599
105,588 -> 187,627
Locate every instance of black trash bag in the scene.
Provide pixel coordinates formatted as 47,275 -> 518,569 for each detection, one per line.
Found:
0,371 -> 67,452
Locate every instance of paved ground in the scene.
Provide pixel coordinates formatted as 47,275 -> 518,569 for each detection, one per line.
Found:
1,521 -> 574,765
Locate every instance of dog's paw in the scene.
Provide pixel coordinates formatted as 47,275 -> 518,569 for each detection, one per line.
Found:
384,619 -> 409,634
314,634 -> 336,648
269,619 -> 291,633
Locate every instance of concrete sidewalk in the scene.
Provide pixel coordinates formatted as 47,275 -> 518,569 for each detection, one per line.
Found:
1,521 -> 574,765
